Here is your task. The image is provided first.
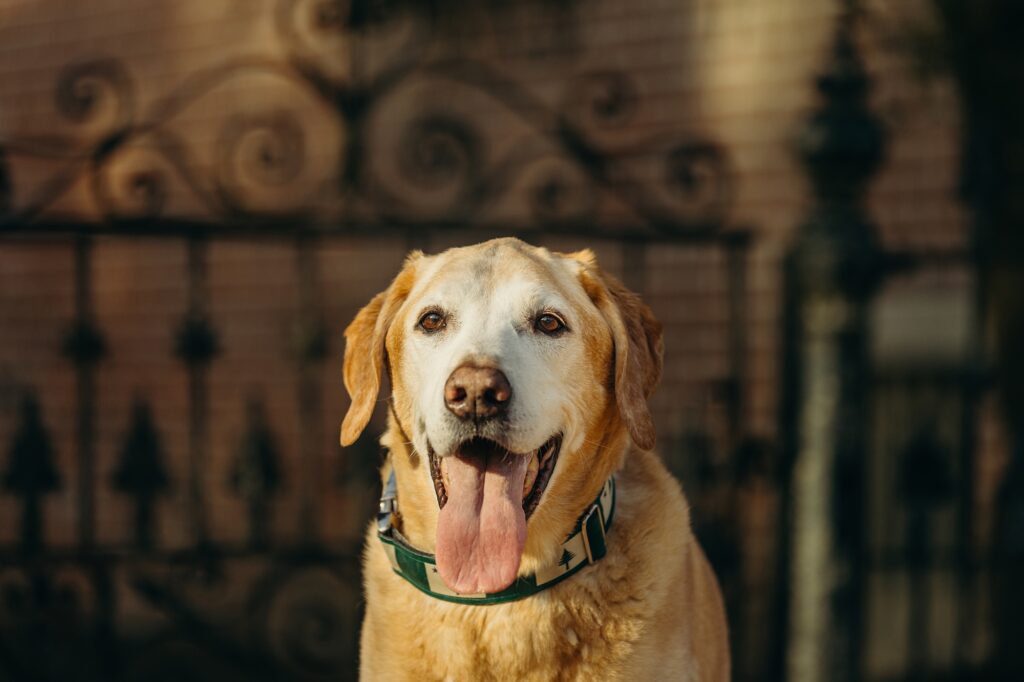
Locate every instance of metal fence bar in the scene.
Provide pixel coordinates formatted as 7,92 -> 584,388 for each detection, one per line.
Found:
953,366 -> 982,677
725,236 -> 750,454
178,236 -> 218,548
294,235 -> 328,546
66,235 -> 105,549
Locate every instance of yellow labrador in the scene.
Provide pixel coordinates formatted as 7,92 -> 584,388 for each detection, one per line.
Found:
341,238 -> 729,680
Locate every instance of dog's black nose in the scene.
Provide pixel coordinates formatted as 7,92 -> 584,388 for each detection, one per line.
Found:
444,365 -> 512,420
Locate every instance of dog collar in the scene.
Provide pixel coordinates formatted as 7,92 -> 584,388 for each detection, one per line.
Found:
376,472 -> 615,605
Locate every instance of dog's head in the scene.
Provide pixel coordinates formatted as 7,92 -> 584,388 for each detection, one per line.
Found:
341,238 -> 662,594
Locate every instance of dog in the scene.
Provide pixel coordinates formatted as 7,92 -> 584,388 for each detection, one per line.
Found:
341,238 -> 729,680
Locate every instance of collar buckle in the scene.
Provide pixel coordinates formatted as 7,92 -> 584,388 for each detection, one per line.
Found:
377,470 -> 398,533
579,501 -> 607,564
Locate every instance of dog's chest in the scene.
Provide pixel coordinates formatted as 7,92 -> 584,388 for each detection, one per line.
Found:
372,569 -> 649,681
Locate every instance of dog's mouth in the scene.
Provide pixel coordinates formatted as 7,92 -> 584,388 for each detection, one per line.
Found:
428,434 -> 562,519
429,434 -> 561,594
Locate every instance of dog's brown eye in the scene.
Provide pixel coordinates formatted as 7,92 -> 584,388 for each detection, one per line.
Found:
535,313 -> 565,335
418,311 -> 445,332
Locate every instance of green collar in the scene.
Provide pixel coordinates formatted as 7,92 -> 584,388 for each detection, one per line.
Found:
376,473 -> 616,605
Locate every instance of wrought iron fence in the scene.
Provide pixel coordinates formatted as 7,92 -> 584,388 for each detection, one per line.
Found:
0,1 -> 750,680
0,0 -> 1004,680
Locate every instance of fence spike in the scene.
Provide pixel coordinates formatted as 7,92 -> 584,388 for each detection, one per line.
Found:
3,393 -> 61,552
230,399 -> 283,549
112,399 -> 170,549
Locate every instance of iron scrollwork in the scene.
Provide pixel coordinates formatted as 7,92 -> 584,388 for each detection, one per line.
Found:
0,1 -> 741,679
0,0 -> 733,236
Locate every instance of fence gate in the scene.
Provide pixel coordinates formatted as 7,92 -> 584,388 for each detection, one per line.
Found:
0,2 -> 751,680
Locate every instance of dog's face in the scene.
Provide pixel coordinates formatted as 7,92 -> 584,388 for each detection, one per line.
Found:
341,238 -> 662,594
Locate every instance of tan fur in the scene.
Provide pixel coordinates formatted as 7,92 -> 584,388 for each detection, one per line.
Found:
342,239 -> 729,680
577,262 -> 664,451
340,252 -> 422,447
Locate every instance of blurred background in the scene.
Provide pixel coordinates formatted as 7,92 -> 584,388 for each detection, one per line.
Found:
0,0 -> 1022,680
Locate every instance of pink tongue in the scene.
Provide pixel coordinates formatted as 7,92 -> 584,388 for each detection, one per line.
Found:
436,442 -> 530,594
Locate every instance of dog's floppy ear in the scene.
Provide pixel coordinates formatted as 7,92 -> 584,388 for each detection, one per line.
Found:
568,250 -> 664,450
339,252 -> 422,447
